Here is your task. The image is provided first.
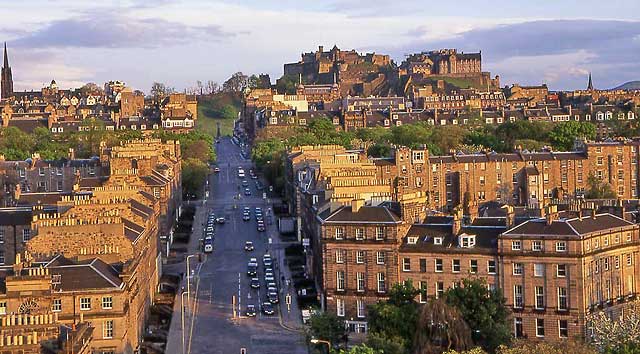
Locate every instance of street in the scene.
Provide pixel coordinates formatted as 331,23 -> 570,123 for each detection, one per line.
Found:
166,137 -> 308,354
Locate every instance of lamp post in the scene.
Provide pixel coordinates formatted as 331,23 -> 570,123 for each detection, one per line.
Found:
181,291 -> 188,354
186,254 -> 199,308
310,338 -> 331,353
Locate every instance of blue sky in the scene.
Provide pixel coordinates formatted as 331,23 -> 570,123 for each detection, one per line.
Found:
1,0 -> 639,92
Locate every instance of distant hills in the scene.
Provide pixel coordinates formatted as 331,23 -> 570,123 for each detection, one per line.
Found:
612,81 -> 640,90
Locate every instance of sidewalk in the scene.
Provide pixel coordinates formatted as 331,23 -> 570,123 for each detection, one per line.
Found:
165,202 -> 208,354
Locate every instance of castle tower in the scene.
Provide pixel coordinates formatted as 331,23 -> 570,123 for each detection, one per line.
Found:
587,72 -> 594,91
1,42 -> 13,99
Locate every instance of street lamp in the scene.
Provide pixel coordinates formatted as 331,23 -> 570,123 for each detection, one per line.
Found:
186,254 -> 200,308
310,338 -> 331,353
181,291 -> 188,354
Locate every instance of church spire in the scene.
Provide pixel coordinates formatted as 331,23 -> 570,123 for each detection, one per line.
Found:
587,72 -> 594,91
3,42 -> 8,69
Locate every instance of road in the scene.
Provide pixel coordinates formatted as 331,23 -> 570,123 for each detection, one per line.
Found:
171,137 -> 307,354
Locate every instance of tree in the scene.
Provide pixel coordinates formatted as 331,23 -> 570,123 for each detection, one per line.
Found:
79,82 -> 104,96
182,158 -> 209,198
338,344 -> 383,354
414,299 -> 474,354
223,72 -> 249,93
368,281 -> 420,353
443,278 -> 511,352
496,340 -> 598,354
548,121 -> 596,151
367,143 -> 391,158
150,82 -> 175,104
587,301 -> 640,353
585,173 -> 616,199
79,118 -> 106,157
276,74 -> 300,94
219,104 -> 239,120
306,312 -> 347,350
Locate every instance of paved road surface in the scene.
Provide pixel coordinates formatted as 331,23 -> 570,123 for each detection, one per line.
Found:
167,137 -> 308,354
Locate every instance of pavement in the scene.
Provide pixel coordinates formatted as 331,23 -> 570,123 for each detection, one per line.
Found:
166,137 -> 308,354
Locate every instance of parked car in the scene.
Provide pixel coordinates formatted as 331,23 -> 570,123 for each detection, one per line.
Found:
243,213 -> 251,221
216,217 -> 226,224
244,241 -> 254,251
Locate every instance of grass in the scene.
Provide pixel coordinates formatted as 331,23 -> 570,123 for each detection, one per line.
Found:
196,92 -> 243,137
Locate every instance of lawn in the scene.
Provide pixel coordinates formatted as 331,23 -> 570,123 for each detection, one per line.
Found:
196,92 -> 243,136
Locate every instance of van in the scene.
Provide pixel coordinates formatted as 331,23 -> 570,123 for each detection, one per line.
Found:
204,239 -> 213,253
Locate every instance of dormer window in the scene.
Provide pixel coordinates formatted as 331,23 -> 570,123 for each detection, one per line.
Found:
408,236 -> 418,245
459,235 -> 476,248
434,237 -> 443,245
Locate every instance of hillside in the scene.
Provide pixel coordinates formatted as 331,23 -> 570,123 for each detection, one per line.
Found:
196,92 -> 243,136
612,81 -> 640,90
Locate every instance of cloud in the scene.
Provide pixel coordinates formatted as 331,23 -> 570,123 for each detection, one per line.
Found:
12,11 -> 236,49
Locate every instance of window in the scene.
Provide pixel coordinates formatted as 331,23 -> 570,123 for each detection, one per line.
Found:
514,317 -> 523,338
101,321 -> 114,339
357,300 -> 365,318
419,281 -> 428,303
532,240 -> 542,251
336,271 -> 345,291
536,319 -> 545,337
376,252 -> 385,265
39,167 -> 45,176
336,250 -> 345,264
0,250 -> 4,265
534,263 -> 545,277
335,228 -> 344,240
556,241 -> 567,252
535,286 -> 545,309
375,227 -> 384,240
435,259 -> 443,272
355,228 -> 365,241
488,260 -> 496,274
460,235 -> 476,248
436,282 -> 444,299
558,287 -> 568,311
102,296 -> 113,310
513,263 -> 523,275
52,299 -> 62,312
0,229 -> 4,244
557,264 -> 567,277
402,258 -> 411,272
419,258 -> 427,273
452,259 -> 461,273
513,285 -> 524,308
628,254 -> 633,266
470,260 -> 478,274
0,302 -> 5,315
377,273 -> 386,293
604,258 -> 609,271
627,232 -> 633,242
356,251 -> 365,264
357,273 -> 365,292
616,256 -> 620,269
559,320 -> 568,338
512,241 -> 522,251
80,297 -> 91,311
336,299 -> 345,316
22,229 -> 31,242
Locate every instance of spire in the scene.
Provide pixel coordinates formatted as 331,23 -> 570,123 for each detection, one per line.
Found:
3,42 -> 8,69
587,72 -> 593,91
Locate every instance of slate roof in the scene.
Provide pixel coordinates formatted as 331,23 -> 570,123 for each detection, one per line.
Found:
503,213 -> 634,237
319,205 -> 401,223
47,257 -> 123,291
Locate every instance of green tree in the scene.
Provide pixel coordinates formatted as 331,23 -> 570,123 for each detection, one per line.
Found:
0,126 -> 35,160
443,278 -> 511,352
585,173 -> 616,199
309,118 -> 337,143
306,312 -> 347,351
219,104 -> 239,120
414,299 -> 474,354
338,344 -> 383,354
367,143 -> 391,158
276,74 -> 300,94
548,121 -> 596,151
368,281 -> 420,353
223,72 -> 249,92
181,158 -> 209,198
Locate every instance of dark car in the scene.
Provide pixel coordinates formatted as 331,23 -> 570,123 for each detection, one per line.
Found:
262,302 -> 275,315
246,304 -> 256,317
247,263 -> 257,276
257,224 -> 266,232
244,188 -> 251,196
242,213 -> 251,221
250,278 -> 260,289
216,217 -> 226,224
242,180 -> 249,187
213,167 -> 220,173
244,241 -> 254,251
268,288 -> 279,304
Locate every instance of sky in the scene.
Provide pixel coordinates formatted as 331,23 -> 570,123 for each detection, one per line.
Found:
1,0 -> 639,93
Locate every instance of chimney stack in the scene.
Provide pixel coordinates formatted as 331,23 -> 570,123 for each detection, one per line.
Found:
452,206 -> 463,235
351,199 -> 365,213
545,204 -> 558,225
502,204 -> 516,228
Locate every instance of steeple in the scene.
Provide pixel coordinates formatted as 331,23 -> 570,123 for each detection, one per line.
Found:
587,72 -> 594,91
3,42 -> 8,69
1,42 -> 13,99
